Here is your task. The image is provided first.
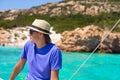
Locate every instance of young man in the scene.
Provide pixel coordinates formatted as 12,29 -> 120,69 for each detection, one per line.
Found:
9,19 -> 62,80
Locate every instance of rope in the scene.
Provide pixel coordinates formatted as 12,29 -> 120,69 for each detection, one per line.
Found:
69,18 -> 120,80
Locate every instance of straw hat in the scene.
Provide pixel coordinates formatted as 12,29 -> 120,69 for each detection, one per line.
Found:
29,19 -> 51,34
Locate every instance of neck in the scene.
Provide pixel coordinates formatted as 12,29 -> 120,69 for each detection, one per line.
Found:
35,38 -> 46,48
36,41 -> 46,48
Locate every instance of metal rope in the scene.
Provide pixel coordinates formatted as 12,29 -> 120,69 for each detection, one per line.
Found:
69,18 -> 120,80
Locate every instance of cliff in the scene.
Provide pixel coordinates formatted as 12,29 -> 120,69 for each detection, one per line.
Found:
56,25 -> 120,53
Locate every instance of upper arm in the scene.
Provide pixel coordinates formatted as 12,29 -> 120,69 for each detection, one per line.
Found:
18,58 -> 26,65
51,70 -> 59,80
16,58 -> 26,68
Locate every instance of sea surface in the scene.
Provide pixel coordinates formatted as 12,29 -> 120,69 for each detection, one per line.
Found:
0,46 -> 120,80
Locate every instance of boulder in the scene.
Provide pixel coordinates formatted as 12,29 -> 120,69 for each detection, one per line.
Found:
56,25 -> 120,53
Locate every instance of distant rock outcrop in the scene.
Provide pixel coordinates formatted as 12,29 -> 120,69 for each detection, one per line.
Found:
0,28 -> 10,46
56,25 -> 120,53
0,27 -> 29,47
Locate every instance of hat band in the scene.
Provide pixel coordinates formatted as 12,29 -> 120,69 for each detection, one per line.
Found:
31,25 -> 50,33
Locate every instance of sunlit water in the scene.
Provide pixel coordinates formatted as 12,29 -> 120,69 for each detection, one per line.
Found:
0,46 -> 120,80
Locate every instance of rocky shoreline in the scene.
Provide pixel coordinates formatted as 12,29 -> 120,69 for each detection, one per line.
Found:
0,27 -> 61,47
0,27 -> 28,47
56,25 -> 120,53
0,25 -> 120,53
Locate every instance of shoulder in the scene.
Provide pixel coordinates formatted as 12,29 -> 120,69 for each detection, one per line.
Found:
49,43 -> 60,51
24,40 -> 34,47
23,40 -> 35,51
49,43 -> 62,55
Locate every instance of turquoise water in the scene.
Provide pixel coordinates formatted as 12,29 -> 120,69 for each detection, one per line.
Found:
0,46 -> 120,80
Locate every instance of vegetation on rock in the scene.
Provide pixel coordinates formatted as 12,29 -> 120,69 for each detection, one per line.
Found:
0,12 -> 120,33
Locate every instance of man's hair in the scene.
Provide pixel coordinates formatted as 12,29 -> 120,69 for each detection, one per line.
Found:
44,34 -> 51,43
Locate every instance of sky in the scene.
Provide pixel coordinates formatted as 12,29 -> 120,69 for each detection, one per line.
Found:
0,0 -> 62,11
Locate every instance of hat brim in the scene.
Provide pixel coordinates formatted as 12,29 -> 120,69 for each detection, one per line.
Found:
29,26 -> 51,35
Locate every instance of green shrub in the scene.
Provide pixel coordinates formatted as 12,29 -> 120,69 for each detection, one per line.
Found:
0,12 -> 120,33
21,36 -> 27,40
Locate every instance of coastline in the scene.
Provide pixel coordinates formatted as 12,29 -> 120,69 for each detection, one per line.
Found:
0,26 -> 61,48
0,25 -> 120,53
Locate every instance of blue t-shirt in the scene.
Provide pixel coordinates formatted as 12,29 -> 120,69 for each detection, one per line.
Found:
20,40 -> 62,80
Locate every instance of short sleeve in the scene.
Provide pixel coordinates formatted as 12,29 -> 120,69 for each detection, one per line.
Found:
50,47 -> 62,70
20,41 -> 29,59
